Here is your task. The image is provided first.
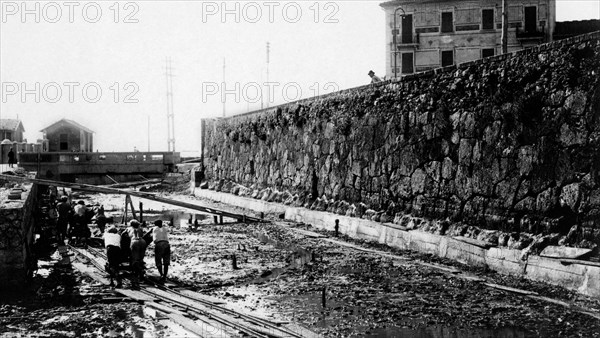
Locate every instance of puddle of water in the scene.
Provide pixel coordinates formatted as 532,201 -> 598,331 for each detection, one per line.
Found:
278,292 -> 531,338
361,325 -> 528,338
247,246 -> 314,284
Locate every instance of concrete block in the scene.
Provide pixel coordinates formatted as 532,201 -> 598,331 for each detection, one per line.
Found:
443,237 -> 487,267
526,256 -> 587,292
540,246 -> 592,259
486,247 -> 526,276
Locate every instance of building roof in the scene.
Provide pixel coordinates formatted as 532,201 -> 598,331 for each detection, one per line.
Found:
40,119 -> 94,134
0,119 -> 24,132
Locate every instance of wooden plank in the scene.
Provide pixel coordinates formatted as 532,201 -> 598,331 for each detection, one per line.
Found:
419,262 -> 461,274
106,175 -> 119,184
178,290 -> 227,305
527,295 -> 571,307
72,261 -> 110,285
540,246 -> 592,259
321,238 -> 411,261
484,283 -> 538,296
0,174 -> 263,223
146,302 -> 231,337
460,275 -> 486,282
127,195 -> 138,220
453,236 -> 496,249
105,179 -> 162,188
115,289 -> 156,302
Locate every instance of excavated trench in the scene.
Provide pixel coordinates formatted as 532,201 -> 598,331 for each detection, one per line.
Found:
3,189 -> 599,337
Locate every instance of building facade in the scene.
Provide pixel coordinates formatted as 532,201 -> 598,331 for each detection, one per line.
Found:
0,119 -> 25,142
380,0 -> 556,77
40,119 -> 94,152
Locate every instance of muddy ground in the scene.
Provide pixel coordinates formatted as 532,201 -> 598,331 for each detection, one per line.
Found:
1,188 -> 600,337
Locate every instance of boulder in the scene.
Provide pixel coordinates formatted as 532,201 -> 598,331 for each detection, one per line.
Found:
363,209 -> 376,220
345,204 -> 356,217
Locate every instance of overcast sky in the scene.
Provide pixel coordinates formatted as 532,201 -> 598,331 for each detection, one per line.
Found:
1,0 -> 598,154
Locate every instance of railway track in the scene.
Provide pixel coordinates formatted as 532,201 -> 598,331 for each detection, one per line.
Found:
69,245 -> 318,338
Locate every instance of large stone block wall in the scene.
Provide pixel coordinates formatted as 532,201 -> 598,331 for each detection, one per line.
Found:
0,179 -> 38,288
202,32 -> 600,246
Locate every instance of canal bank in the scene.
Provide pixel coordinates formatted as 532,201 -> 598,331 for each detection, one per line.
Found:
192,186 -> 600,299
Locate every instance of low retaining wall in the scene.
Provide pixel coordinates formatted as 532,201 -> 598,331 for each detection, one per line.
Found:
193,186 -> 600,298
0,175 -> 38,288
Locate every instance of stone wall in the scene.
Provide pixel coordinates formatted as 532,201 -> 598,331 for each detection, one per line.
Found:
201,32 -> 600,248
0,178 -> 38,288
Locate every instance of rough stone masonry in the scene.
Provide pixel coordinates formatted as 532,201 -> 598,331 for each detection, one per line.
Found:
0,178 -> 37,288
201,32 -> 600,249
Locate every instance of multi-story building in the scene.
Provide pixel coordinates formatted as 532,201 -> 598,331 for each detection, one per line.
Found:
380,0 -> 556,77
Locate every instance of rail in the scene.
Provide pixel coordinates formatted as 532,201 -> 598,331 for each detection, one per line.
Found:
71,245 -> 313,338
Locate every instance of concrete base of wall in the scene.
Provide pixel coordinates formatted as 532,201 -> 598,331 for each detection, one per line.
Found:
0,173 -> 38,288
192,187 -> 600,299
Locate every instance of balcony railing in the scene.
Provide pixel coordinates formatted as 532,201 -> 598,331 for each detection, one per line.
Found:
516,27 -> 546,40
395,33 -> 420,47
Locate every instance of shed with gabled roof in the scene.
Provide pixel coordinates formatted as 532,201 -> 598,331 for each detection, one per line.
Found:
40,119 -> 94,152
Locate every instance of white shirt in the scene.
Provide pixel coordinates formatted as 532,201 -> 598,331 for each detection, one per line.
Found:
74,204 -> 86,216
153,226 -> 169,243
103,233 -> 121,248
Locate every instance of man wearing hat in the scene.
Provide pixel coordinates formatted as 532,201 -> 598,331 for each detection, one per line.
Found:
368,70 -> 382,84
127,220 -> 147,285
152,220 -> 171,282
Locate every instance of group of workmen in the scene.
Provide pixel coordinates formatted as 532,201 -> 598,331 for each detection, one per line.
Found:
103,219 -> 171,288
52,195 -> 171,288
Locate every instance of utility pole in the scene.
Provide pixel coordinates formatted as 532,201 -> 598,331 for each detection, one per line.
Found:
147,115 -> 150,152
222,58 -> 226,117
501,0 -> 508,54
165,57 -> 176,152
266,42 -> 270,108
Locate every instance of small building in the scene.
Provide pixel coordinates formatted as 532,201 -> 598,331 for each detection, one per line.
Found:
380,0 -> 556,77
0,119 -> 25,142
40,119 -> 94,152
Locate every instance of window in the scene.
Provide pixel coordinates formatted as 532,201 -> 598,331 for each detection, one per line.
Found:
401,53 -> 414,74
6,132 -> 11,140
482,48 -> 495,58
441,50 -> 454,67
401,14 -> 413,44
441,12 -> 453,33
524,6 -> 537,33
59,133 -> 68,151
482,9 -> 494,30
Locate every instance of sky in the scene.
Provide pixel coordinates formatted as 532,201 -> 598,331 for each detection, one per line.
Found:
0,0 -> 598,154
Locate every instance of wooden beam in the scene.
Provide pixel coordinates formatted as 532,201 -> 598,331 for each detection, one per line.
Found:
0,174 -> 262,223
106,175 -> 119,184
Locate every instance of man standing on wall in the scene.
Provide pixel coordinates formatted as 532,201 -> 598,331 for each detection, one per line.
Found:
368,70 -> 383,84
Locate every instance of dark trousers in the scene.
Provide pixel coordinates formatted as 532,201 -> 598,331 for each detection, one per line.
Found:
106,245 -> 122,284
